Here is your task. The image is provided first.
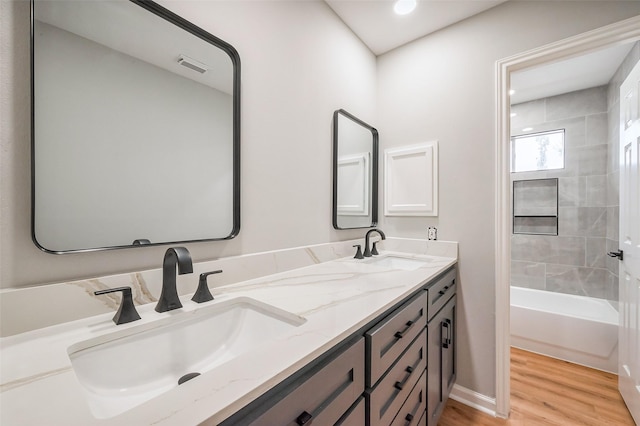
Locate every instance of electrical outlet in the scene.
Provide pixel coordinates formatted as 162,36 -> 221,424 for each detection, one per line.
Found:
428,227 -> 438,241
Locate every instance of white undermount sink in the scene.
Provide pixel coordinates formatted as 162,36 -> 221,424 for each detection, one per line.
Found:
363,255 -> 429,271
68,297 -> 306,419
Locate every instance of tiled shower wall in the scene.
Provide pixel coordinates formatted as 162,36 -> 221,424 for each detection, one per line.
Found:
509,42 -> 639,304
511,86 -> 614,301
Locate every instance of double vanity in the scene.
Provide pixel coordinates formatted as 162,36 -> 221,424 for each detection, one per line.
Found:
0,241 -> 457,425
16,0 -> 461,424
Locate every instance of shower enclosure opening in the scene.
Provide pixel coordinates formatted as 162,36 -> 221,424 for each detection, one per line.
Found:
506,41 -> 640,371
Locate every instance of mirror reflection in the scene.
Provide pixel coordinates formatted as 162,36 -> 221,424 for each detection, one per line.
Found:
332,109 -> 378,229
32,0 -> 240,253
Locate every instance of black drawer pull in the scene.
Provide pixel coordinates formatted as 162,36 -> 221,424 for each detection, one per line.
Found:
296,411 -> 313,425
394,366 -> 414,390
394,320 -> 415,339
438,285 -> 451,297
442,318 -> 453,348
442,321 -> 450,348
404,389 -> 424,425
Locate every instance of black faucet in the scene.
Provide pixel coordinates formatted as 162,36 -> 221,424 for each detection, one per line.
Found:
155,247 -> 193,313
364,228 -> 386,257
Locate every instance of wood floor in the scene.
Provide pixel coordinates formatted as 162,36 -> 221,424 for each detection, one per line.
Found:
438,348 -> 635,425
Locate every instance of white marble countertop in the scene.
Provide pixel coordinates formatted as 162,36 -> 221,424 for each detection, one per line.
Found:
0,250 -> 456,425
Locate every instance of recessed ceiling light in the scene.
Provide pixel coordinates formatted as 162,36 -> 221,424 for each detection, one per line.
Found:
394,0 -> 417,15
522,127 -> 533,132
510,112 -> 517,117
509,89 -> 516,96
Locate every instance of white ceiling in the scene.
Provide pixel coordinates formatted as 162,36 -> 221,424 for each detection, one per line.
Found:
40,1 -> 637,105
510,43 -> 635,104
324,0 -> 508,55
324,0 -> 636,103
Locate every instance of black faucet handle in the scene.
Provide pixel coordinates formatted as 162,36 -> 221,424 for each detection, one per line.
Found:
192,270 -> 222,303
353,245 -> 364,259
371,241 -> 380,256
94,287 -> 141,325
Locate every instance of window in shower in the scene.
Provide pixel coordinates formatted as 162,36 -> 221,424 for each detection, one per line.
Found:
511,129 -> 565,173
513,178 -> 558,235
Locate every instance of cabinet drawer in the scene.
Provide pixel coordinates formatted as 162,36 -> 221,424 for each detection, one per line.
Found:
417,410 -> 427,426
367,328 -> 427,426
366,292 -> 427,387
390,371 -> 426,426
249,338 -> 365,426
336,396 -> 365,426
427,267 -> 456,321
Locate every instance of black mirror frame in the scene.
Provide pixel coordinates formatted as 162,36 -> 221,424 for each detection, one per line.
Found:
30,0 -> 241,254
332,109 -> 378,230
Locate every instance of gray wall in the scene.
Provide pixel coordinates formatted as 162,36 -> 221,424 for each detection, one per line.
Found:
0,0 -> 377,288
510,86 -> 615,301
377,0 -> 640,400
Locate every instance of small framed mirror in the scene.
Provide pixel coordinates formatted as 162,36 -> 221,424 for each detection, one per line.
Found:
332,109 -> 378,229
31,0 -> 240,253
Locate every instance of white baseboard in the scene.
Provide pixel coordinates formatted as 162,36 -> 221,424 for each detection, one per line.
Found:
449,384 -> 498,417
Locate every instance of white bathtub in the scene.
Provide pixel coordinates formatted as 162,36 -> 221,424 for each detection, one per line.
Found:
510,287 -> 619,373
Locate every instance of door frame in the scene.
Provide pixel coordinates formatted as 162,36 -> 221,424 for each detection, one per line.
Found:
494,16 -> 640,418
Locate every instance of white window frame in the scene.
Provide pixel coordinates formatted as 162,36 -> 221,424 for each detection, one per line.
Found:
510,129 -> 565,173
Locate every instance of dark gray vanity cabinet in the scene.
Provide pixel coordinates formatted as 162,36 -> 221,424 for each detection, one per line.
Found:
219,337 -> 365,426
390,371 -> 427,426
219,265 -> 457,426
365,292 -> 428,425
336,396 -> 366,425
366,292 -> 428,386
366,265 -> 456,426
425,269 -> 457,426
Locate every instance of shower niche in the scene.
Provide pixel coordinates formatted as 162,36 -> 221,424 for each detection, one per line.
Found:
513,178 -> 558,235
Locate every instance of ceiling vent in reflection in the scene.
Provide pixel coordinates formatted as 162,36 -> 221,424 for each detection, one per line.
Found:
177,55 -> 209,74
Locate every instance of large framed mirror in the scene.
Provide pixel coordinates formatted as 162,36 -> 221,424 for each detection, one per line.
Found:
31,0 -> 240,253
332,109 -> 378,229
